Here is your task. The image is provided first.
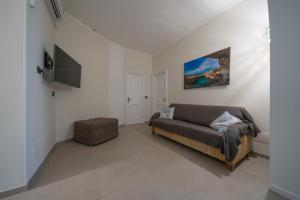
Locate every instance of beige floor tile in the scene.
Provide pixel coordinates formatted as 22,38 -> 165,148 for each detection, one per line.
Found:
32,148 -> 95,187
31,170 -> 100,200
99,175 -> 163,200
152,161 -> 222,200
4,124 -> 281,200
51,140 -> 94,156
255,189 -> 290,200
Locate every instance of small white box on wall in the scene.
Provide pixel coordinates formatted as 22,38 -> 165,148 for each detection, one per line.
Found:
29,0 -> 38,8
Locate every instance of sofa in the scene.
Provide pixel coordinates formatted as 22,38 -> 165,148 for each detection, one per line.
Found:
150,104 -> 260,170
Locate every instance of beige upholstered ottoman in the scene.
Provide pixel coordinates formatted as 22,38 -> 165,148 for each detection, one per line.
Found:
73,118 -> 118,146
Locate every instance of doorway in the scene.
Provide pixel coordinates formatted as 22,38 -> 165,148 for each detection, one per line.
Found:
126,73 -> 143,125
152,70 -> 167,114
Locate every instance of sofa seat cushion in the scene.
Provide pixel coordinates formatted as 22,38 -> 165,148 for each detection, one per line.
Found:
152,118 -> 223,148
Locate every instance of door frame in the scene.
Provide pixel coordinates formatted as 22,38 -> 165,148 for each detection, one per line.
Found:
125,73 -> 144,125
152,69 -> 168,114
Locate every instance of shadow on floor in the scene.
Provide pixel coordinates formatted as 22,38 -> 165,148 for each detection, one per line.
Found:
143,130 -> 233,177
29,124 -> 153,189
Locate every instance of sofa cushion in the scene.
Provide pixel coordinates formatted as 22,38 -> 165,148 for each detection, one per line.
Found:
159,107 -> 175,119
171,104 -> 245,127
152,118 -> 223,148
210,111 -> 242,133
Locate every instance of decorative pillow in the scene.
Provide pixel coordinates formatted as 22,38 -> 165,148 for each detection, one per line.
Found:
210,111 -> 242,133
159,107 -> 175,120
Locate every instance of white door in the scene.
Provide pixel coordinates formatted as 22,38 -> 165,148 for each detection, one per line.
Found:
153,72 -> 167,113
126,74 -> 143,125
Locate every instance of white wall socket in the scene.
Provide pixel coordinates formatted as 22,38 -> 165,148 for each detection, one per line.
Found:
29,0 -> 38,8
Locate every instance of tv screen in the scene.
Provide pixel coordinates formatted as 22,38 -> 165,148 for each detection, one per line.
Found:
54,45 -> 81,88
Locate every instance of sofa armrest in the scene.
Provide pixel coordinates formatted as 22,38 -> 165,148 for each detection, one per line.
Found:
149,112 -> 160,126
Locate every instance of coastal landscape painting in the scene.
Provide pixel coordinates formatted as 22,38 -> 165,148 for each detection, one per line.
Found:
184,47 -> 230,89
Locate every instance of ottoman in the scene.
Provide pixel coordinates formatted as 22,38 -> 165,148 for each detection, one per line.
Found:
73,118 -> 118,146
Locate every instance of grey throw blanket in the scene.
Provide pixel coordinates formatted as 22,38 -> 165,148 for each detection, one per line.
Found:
149,112 -> 160,126
221,108 -> 259,161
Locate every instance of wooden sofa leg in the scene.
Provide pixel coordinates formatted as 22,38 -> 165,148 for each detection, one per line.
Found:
226,162 -> 235,171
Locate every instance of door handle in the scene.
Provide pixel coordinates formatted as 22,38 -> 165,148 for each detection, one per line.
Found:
163,98 -> 166,101
128,97 -> 132,103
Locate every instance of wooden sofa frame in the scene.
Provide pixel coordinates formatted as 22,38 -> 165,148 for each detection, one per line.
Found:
152,126 -> 252,170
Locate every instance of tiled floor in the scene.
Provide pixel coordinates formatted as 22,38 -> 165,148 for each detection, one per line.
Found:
4,124 -> 288,200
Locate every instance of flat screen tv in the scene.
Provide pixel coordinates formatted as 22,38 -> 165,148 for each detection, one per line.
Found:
54,44 -> 81,88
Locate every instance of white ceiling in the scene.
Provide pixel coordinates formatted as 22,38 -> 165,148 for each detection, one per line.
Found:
62,0 -> 243,55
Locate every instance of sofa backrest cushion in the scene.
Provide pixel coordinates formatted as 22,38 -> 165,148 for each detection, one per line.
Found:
171,104 -> 245,127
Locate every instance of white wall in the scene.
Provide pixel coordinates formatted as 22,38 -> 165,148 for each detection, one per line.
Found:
54,14 -> 153,141
269,0 -> 300,199
125,48 -> 152,121
26,0 -> 56,181
0,0 -> 27,192
153,0 -> 270,132
54,14 -> 110,142
108,43 -> 125,125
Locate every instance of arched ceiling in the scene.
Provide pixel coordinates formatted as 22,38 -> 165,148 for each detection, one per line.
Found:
63,0 -> 243,55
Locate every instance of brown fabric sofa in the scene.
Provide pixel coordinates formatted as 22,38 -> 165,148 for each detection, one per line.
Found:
151,104 -> 260,170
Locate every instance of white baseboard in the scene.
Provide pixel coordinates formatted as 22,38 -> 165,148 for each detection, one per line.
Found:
0,185 -> 27,199
252,132 -> 270,157
270,184 -> 300,200
252,141 -> 269,156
